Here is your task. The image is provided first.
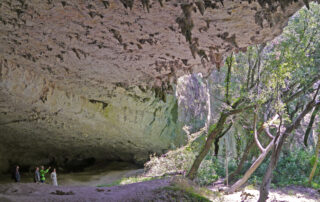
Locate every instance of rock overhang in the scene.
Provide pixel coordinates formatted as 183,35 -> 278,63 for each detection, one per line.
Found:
0,0 -> 311,89
0,0 -> 315,172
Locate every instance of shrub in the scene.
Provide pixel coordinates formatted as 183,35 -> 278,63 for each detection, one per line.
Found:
196,159 -> 219,185
245,148 -> 320,187
144,128 -> 207,177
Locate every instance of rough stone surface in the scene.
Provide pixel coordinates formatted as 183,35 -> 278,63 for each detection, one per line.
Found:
0,63 -> 182,171
0,0 -> 306,87
176,73 -> 208,134
0,0 -> 308,172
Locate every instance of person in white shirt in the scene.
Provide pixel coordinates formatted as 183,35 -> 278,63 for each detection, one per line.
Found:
50,168 -> 58,186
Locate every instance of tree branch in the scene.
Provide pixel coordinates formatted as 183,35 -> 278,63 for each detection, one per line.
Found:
284,76 -> 320,103
226,104 -> 255,116
304,105 -> 320,146
254,108 -> 265,152
304,84 -> 320,146
214,123 -> 233,156
284,100 -> 320,142
187,112 -> 229,180
225,53 -> 233,105
264,127 -> 275,139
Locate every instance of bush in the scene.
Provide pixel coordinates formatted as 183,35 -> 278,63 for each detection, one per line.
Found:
197,159 -> 219,185
310,154 -> 320,176
144,128 -> 207,177
196,154 -> 238,185
244,149 -> 320,187
144,148 -> 196,177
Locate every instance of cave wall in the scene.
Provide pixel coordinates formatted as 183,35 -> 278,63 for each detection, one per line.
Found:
0,61 -> 184,171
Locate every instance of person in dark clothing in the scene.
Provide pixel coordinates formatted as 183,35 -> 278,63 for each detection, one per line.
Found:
34,167 -> 40,183
15,166 -> 20,182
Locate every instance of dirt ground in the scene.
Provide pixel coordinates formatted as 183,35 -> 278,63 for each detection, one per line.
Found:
0,178 -> 320,202
0,179 -> 171,202
0,161 -> 142,187
217,186 -> 320,202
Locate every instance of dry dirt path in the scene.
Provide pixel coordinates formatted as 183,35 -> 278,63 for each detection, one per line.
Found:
209,184 -> 320,202
0,179 -> 171,202
0,161 -> 142,187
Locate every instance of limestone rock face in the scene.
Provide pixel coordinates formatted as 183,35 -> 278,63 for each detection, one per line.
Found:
0,0 -> 308,172
176,74 -> 208,134
0,62 -> 182,171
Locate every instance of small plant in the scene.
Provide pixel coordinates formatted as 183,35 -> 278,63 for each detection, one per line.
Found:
161,186 -> 211,202
245,184 -> 256,190
196,159 -> 219,185
155,177 -> 213,201
144,128 -> 207,178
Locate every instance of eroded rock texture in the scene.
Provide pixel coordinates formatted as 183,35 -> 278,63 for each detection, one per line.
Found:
0,64 -> 182,171
0,0 -> 310,172
177,74 -> 208,134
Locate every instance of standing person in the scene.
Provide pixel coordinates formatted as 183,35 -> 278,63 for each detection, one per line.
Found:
40,166 -> 51,183
34,167 -> 40,183
50,168 -> 58,186
14,166 -> 20,182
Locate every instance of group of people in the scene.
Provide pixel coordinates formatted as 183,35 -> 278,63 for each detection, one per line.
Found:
14,165 -> 58,186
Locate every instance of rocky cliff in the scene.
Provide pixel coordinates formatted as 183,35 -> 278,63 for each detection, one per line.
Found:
0,0 -> 310,172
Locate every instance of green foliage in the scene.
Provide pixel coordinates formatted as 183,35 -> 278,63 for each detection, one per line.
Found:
208,123 -> 217,135
222,3 -> 320,190
144,145 -> 196,177
196,155 -> 237,185
243,149 -> 320,188
144,130 -> 209,177
262,3 -> 320,104
197,158 -> 219,185
97,180 -> 122,187
273,150 -> 313,186
163,177 -> 214,201
310,155 -> 320,176
161,186 -> 211,202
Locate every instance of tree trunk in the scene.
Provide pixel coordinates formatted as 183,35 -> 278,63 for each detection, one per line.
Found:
187,105 -> 253,180
186,113 -> 228,180
215,123 -> 233,157
227,139 -> 255,183
258,134 -> 284,202
227,139 -> 274,194
227,114 -> 279,190
258,100 -> 319,202
304,105 -> 320,146
308,133 -> 320,184
225,137 -> 229,186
